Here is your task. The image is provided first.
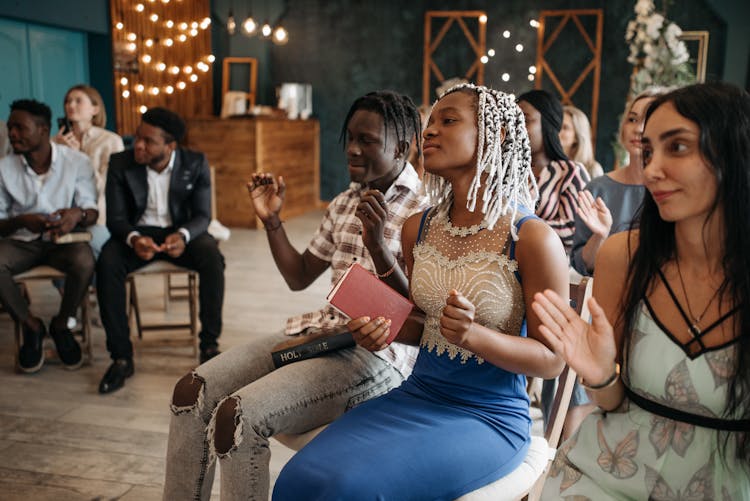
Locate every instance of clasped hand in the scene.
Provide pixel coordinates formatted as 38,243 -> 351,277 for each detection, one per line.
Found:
531,289 -> 618,386
133,233 -> 185,260
25,208 -> 82,236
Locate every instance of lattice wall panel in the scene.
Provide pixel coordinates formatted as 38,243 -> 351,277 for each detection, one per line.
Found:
423,11 -> 486,106
110,0 -> 214,136
535,9 -> 603,142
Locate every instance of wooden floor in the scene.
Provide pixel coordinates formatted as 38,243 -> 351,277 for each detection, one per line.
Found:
0,210 -> 331,500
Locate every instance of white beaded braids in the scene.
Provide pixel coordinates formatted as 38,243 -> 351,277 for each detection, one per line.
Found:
424,83 -> 537,237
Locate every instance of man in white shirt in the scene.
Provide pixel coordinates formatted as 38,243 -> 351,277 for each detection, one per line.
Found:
0,99 -> 99,373
97,107 -> 225,394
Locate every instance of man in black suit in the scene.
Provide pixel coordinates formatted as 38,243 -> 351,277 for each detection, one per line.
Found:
97,108 -> 225,394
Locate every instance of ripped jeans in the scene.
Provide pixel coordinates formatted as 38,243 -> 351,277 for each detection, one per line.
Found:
162,330 -> 404,501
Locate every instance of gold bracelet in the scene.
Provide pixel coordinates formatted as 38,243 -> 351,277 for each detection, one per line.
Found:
376,260 -> 397,279
579,362 -> 620,391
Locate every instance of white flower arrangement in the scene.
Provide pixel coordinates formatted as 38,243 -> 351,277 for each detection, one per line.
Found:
626,0 -> 694,95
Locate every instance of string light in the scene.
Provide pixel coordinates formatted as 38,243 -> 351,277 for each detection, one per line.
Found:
529,19 -> 540,28
487,49 -> 495,57
503,30 -> 511,38
480,55 -> 489,64
115,1 -> 218,128
515,43 -> 524,52
528,74 -> 535,81
529,65 -> 537,74
502,73 -> 510,82
479,14 -> 487,24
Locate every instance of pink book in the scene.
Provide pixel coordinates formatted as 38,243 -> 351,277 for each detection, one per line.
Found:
326,263 -> 414,344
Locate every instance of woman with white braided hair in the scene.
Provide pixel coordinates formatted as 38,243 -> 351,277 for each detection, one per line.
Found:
273,84 -> 569,500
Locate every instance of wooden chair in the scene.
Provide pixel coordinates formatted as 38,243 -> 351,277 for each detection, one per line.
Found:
276,278 -> 594,501
12,265 -> 93,372
126,261 -> 198,356
126,167 -> 227,357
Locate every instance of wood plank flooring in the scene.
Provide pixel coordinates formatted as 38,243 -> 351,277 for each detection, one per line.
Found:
0,211 -> 329,500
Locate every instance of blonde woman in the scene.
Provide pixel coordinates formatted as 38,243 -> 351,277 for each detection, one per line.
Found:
54,85 -> 123,255
559,105 -> 603,178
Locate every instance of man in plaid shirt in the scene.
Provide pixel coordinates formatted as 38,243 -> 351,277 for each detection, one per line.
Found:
163,91 -> 428,500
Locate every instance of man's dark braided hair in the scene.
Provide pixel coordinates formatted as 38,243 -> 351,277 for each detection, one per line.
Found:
339,90 -> 422,162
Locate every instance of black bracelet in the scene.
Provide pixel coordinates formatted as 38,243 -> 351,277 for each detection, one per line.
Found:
264,219 -> 283,232
579,363 -> 621,391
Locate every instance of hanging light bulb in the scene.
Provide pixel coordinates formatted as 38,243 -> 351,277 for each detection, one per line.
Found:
227,7 -> 236,35
243,16 -> 257,36
272,25 -> 288,45
261,20 -> 272,38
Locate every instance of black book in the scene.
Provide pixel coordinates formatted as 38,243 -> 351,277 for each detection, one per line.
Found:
271,331 -> 355,368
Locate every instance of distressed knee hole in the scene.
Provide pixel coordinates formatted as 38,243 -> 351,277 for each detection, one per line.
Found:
170,371 -> 205,414
212,396 -> 242,456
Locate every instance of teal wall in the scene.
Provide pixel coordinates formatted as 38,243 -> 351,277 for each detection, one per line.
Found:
0,0 -> 115,131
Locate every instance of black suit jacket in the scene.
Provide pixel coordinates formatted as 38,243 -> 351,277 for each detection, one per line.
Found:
105,148 -> 211,243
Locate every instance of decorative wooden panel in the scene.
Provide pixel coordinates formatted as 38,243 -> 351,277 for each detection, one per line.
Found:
185,117 -> 320,228
110,0 -> 214,136
422,10 -> 486,106
535,9 -> 603,143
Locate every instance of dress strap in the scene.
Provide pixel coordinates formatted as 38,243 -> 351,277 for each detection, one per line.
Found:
623,383 -> 750,432
416,207 -> 432,244
656,268 -> 695,330
656,268 -> 740,344
508,213 -> 539,284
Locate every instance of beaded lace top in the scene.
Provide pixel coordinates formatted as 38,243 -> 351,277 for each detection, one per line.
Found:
411,210 -> 526,364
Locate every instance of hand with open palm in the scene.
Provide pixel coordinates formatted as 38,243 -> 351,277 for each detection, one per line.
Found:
532,289 -> 618,387
577,190 -> 612,239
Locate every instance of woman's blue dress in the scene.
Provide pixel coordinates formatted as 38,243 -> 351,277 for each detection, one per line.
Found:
273,210 -> 534,500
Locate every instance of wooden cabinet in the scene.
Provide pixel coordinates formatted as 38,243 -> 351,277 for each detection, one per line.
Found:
185,117 -> 320,228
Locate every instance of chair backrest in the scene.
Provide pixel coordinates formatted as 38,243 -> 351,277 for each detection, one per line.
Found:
526,277 -> 593,501
543,277 -> 591,450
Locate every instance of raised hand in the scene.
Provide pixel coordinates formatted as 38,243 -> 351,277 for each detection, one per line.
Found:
53,130 -> 81,151
577,190 -> 612,238
440,290 -> 475,347
531,289 -> 618,386
347,316 -> 392,352
247,173 -> 286,223
355,189 -> 388,251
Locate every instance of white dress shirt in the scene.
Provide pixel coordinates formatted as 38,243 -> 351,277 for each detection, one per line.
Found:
127,151 -> 190,246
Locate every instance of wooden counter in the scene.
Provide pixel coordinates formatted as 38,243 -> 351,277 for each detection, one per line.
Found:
185,116 -> 320,228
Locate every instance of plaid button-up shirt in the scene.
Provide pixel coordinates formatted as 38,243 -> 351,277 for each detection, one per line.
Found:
284,163 -> 427,377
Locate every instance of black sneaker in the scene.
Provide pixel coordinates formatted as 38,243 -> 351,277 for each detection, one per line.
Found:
18,321 -> 46,373
49,323 -> 83,370
199,345 -> 221,364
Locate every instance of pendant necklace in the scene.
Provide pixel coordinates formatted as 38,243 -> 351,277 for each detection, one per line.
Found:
675,258 -> 722,338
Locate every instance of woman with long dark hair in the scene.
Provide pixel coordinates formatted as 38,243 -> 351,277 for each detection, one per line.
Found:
534,82 -> 750,499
